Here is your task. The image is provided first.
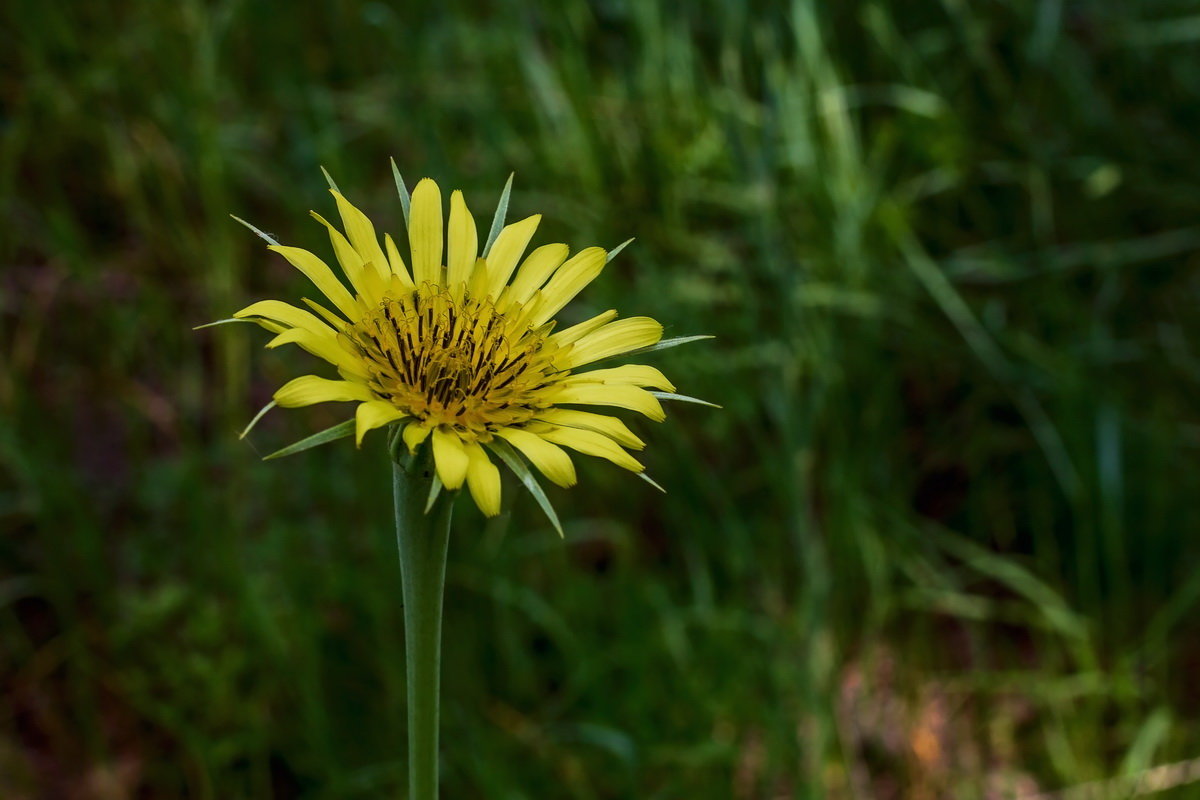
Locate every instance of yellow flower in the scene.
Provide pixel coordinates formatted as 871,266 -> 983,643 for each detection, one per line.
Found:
234,172 -> 678,518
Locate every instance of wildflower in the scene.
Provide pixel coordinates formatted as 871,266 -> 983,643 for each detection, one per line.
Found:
232,170 -> 688,519
210,166 -> 710,800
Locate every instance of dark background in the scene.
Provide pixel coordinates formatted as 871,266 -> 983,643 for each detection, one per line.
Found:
5,1 -> 1200,797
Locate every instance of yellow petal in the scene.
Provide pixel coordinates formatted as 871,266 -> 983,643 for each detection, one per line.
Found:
531,246 -> 606,325
301,297 -> 349,331
562,364 -> 675,392
538,426 -> 644,473
310,211 -> 386,305
446,190 -> 479,289
403,421 -> 432,453
533,408 -> 644,450
467,256 -> 491,299
234,299 -> 333,336
557,317 -> 663,369
309,212 -> 365,286
503,243 -> 570,307
549,309 -> 617,345
384,233 -> 415,288
331,191 -> 390,282
250,319 -> 286,334
485,214 -> 541,297
465,442 -> 502,516
274,375 -> 373,407
409,178 -> 443,287
494,428 -> 577,487
552,383 -> 665,421
431,427 -> 469,489
267,245 -> 358,320
355,400 -> 407,446
265,327 -> 368,379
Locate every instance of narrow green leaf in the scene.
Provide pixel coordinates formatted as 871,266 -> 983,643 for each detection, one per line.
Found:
482,173 -> 514,257
263,419 -> 354,460
636,472 -> 666,494
193,318 -> 251,330
651,391 -> 721,409
390,157 -> 411,228
240,400 -> 277,440
890,223 -> 1081,498
230,214 -> 280,246
487,439 -> 564,537
606,237 -> 635,263
319,165 -> 340,193
424,475 -> 443,514
1119,707 -> 1172,775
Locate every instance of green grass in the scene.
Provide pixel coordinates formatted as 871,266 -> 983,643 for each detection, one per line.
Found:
5,1 -> 1200,796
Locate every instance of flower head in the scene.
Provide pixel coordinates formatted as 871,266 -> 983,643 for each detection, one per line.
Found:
232,171 -> 682,519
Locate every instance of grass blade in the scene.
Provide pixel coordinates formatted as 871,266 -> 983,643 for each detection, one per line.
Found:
890,223 -> 1081,499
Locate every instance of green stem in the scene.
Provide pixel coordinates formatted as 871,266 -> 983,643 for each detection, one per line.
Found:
393,446 -> 453,800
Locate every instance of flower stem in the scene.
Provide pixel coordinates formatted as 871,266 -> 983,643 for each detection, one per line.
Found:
392,446 -> 453,800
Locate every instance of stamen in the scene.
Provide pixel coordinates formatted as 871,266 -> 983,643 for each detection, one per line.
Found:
347,284 -> 558,432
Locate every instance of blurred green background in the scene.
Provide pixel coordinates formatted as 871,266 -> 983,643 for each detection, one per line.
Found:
5,1 -> 1200,797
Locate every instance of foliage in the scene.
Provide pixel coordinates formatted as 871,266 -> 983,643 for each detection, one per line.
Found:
4,1 -> 1200,796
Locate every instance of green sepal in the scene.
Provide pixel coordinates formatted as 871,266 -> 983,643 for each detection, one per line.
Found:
390,157 -> 412,229
586,335 -> 714,367
240,400 -> 277,439
623,335 -> 714,358
388,423 -> 407,465
263,419 -> 355,460
425,475 -> 444,513
487,438 -> 564,537
650,391 -> 721,409
229,214 -> 280,246
482,173 -> 514,258
319,165 -> 340,193
606,237 -> 635,263
193,318 -> 252,330
636,472 -> 666,494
